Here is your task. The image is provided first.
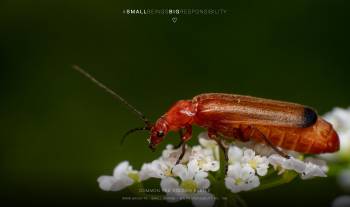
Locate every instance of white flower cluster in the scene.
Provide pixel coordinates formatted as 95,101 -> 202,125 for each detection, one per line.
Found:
98,132 -> 328,207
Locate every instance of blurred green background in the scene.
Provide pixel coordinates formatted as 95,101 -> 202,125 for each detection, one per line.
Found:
1,0 -> 349,206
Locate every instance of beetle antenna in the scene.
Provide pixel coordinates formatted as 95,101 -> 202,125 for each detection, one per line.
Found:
121,126 -> 151,145
72,65 -> 151,126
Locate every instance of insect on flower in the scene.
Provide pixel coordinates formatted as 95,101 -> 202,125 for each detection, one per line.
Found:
73,65 -> 340,172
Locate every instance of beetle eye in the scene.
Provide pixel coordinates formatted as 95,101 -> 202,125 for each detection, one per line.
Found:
157,131 -> 164,137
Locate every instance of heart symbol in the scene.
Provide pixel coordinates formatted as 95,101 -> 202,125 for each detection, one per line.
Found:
172,17 -> 177,23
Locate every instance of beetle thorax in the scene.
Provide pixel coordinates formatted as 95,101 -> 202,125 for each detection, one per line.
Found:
162,100 -> 196,131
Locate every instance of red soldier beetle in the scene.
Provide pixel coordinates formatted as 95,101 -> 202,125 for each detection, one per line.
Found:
73,65 -> 340,172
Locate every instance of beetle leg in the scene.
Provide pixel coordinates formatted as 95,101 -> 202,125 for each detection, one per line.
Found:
175,143 -> 186,165
175,125 -> 192,165
175,129 -> 185,149
182,125 -> 192,142
208,129 -> 229,174
175,140 -> 183,149
252,126 -> 290,159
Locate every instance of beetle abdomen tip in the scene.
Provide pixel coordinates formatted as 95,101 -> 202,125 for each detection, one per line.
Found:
302,107 -> 318,127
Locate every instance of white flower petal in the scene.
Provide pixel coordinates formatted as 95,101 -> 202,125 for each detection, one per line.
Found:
240,165 -> 255,180
112,177 -> 134,190
283,157 -> 306,173
97,175 -> 133,191
188,160 -> 200,178
304,157 -> 329,173
198,132 -> 220,160
195,177 -> 210,189
245,175 -> 260,190
97,176 -> 116,191
161,177 -> 179,193
268,154 -> 285,167
227,163 -> 241,178
207,160 -> 220,172
256,165 -> 268,176
224,177 -> 238,192
301,163 -> 327,179
196,170 -> 208,179
172,164 -> 189,180
243,149 -> 255,160
113,161 -> 130,177
139,162 -> 160,180
228,146 -> 243,164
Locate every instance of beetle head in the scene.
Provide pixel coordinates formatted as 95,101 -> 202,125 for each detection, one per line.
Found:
121,117 -> 168,152
148,117 -> 168,151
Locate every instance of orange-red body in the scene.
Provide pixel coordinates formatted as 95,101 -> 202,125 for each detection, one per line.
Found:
149,93 -> 339,154
72,66 -> 339,155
